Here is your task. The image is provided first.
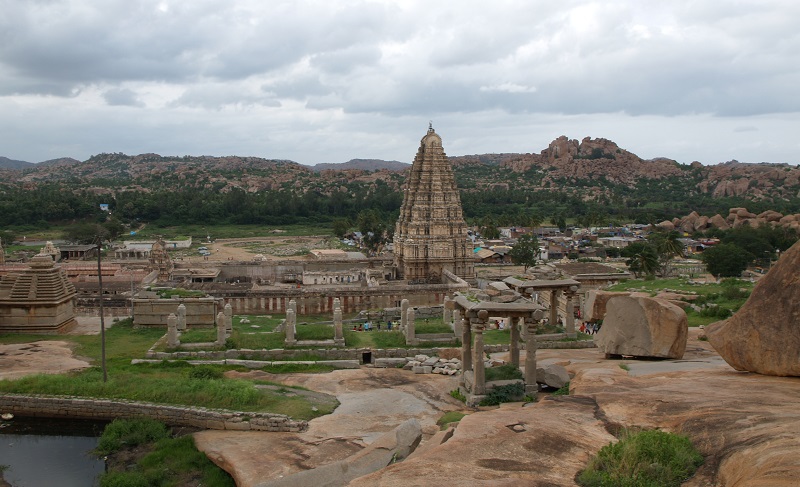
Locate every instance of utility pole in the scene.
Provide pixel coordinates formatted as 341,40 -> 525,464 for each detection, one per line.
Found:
96,237 -> 108,382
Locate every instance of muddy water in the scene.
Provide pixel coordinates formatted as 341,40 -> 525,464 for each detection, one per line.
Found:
0,417 -> 107,487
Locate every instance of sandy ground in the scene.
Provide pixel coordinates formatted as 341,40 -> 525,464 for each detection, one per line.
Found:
181,236 -> 338,264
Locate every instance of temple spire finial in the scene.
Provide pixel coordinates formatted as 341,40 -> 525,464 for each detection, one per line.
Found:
428,121 -> 434,133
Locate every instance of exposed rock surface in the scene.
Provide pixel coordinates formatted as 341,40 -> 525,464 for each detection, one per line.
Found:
583,290 -> 631,322
0,341 -> 90,380
706,239 -> 800,376
194,368 -> 461,487
349,335 -> 800,486
594,296 -> 688,359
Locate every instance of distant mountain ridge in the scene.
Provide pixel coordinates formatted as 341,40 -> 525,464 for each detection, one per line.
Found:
0,156 -> 81,169
1,136 -> 798,203
311,159 -> 409,172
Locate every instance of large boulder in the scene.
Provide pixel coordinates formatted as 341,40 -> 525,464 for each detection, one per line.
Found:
706,239 -> 800,376
583,290 -> 630,322
594,296 -> 688,359
536,364 -> 570,388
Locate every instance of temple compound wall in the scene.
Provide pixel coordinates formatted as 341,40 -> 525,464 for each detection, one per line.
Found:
213,285 -> 454,316
133,296 -> 221,327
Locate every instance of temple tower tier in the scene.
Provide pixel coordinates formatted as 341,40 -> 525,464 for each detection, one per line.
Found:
394,125 -> 474,281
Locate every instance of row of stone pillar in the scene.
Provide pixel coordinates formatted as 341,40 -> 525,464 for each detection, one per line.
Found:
459,309 -> 544,398
167,303 -> 233,348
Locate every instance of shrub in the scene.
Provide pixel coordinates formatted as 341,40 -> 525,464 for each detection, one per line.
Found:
480,382 -> 524,406
552,382 -> 570,396
96,418 -> 169,455
449,389 -> 466,403
578,429 -> 703,487
188,365 -> 224,380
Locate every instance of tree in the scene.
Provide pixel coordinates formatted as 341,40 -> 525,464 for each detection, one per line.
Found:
622,242 -> 659,278
332,218 -> 351,239
551,213 -> 567,232
649,230 -> 684,276
701,243 -> 753,278
356,209 -> 387,254
509,233 -> 540,271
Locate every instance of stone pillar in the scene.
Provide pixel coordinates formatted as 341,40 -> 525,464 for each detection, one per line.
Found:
565,286 -> 577,336
400,299 -> 410,333
524,312 -> 542,396
453,309 -> 462,336
285,308 -> 296,345
224,303 -> 233,332
443,296 -> 452,325
472,319 -> 487,395
288,299 -> 297,319
333,300 -> 344,345
167,313 -> 180,348
549,289 -> 559,328
405,307 -> 416,345
509,316 -> 520,367
460,315 -> 472,388
176,304 -> 187,331
216,311 -> 227,346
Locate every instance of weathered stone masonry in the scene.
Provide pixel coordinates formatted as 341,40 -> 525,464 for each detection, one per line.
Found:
0,394 -> 307,432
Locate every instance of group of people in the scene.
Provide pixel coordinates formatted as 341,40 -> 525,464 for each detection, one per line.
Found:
352,320 -> 394,332
580,321 -> 602,335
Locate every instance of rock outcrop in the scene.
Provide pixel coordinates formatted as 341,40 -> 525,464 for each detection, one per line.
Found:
594,296 -> 688,359
668,207 -> 800,233
583,290 -> 631,322
706,239 -> 800,376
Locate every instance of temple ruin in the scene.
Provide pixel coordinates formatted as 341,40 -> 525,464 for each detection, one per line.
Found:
393,125 -> 475,282
0,253 -> 78,333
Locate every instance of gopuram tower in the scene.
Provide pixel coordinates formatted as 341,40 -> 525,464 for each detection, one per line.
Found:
394,125 -> 474,282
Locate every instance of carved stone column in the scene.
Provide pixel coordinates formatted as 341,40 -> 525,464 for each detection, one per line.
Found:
565,286 -> 578,336
176,304 -> 187,331
443,296 -> 452,325
509,316 -> 520,367
224,303 -> 233,332
524,315 -> 539,396
460,315 -> 472,388
167,313 -> 179,348
472,320 -> 486,395
405,307 -> 416,345
549,289 -> 560,328
400,298 -> 410,333
453,309 -> 462,336
333,298 -> 343,343
216,311 -> 227,346
285,308 -> 296,346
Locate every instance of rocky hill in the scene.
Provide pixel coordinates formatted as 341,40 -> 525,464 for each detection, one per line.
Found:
1,137 -> 798,204
311,159 -> 409,172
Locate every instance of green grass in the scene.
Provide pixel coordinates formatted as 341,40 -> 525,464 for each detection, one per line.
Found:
134,223 -> 328,240
414,319 -> 453,334
485,363 -> 523,381
0,319 -> 335,420
578,429 -> 703,487
437,411 -> 466,429
606,277 -> 753,327
96,419 -> 235,487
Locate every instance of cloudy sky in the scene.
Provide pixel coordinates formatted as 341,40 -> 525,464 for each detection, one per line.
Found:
1,0 -> 798,166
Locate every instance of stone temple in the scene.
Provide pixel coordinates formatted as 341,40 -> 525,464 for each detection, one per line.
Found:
394,125 -> 474,282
